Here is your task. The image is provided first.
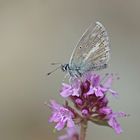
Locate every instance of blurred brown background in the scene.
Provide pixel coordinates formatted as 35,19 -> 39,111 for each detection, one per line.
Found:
0,0 -> 140,140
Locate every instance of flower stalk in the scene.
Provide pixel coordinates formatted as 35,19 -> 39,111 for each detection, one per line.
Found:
80,119 -> 88,140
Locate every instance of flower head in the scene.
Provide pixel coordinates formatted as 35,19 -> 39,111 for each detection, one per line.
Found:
49,100 -> 75,131
59,72 -> 127,134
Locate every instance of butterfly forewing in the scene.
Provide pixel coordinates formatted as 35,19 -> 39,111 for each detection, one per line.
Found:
69,22 -> 110,75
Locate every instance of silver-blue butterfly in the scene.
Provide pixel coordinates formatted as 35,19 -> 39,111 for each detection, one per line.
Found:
48,22 -> 110,78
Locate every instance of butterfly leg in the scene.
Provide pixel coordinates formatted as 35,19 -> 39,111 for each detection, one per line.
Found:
62,73 -> 69,82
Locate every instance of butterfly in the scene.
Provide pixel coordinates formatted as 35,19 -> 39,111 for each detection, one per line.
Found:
47,22 -> 110,78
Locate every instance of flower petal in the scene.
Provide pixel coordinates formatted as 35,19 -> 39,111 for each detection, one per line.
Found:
58,127 -> 79,140
55,120 -> 66,131
67,118 -> 75,128
103,75 -> 113,89
60,89 -> 73,97
109,89 -> 119,97
95,87 -> 104,97
58,135 -> 68,140
99,107 -> 112,115
72,88 -> 81,97
49,100 -> 61,110
114,112 -> 127,118
92,75 -> 100,86
86,85 -> 95,95
108,117 -> 123,134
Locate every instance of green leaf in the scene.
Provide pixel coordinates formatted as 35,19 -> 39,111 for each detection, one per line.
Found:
89,117 -> 110,127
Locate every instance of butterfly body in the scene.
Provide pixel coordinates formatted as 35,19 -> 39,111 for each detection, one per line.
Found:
61,62 -> 107,78
61,64 -> 81,77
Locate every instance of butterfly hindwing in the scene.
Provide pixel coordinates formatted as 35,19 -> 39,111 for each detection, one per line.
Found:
69,22 -> 110,75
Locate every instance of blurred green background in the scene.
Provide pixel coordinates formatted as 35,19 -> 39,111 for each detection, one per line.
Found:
0,0 -> 139,140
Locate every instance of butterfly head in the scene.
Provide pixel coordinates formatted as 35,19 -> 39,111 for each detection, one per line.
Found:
47,63 -> 70,76
61,64 -> 69,72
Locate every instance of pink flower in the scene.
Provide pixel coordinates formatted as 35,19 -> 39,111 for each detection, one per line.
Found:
58,127 -> 79,140
102,74 -> 119,97
60,81 -> 81,97
49,100 -> 75,131
99,107 -> 127,134
86,74 -> 105,97
108,115 -> 123,134
60,73 -> 118,98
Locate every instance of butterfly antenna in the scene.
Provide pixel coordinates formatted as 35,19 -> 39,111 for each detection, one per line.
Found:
47,65 -> 61,76
51,62 -> 61,65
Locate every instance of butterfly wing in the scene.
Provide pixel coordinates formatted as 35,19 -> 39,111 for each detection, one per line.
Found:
69,22 -> 110,75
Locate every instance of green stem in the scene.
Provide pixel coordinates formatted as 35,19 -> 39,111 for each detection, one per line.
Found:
79,119 -> 88,140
